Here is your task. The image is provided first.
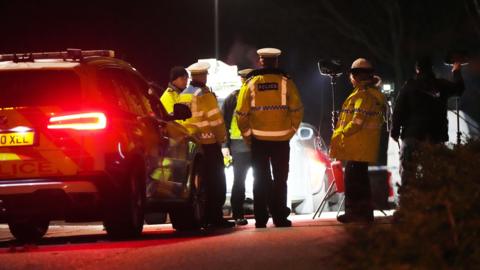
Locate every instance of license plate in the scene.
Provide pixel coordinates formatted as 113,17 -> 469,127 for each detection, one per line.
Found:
0,132 -> 35,147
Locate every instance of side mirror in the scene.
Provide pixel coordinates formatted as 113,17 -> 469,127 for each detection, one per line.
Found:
297,127 -> 314,140
172,103 -> 192,120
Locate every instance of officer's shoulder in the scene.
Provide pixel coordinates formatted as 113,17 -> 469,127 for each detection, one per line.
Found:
182,85 -> 198,95
246,68 -> 291,80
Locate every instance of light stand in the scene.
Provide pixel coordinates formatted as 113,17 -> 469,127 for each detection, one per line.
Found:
445,50 -> 469,145
317,60 -> 343,133
329,74 -> 339,131
456,97 -> 461,145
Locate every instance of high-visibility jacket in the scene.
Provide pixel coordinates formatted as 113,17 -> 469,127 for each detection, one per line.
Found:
330,86 -> 386,163
160,84 -> 182,114
178,83 -> 227,145
235,68 -> 303,142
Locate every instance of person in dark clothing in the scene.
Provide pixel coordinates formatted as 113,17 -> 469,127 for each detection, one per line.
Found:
391,57 -> 464,185
221,68 -> 254,226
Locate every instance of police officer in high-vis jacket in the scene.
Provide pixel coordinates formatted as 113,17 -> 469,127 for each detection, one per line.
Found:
221,68 -> 254,226
235,48 -> 304,228
160,66 -> 189,114
330,58 -> 386,223
179,62 -> 235,228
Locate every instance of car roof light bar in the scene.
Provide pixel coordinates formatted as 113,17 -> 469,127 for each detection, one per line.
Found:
0,49 -> 115,62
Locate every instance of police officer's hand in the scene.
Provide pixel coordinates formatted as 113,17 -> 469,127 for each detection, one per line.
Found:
221,147 -> 230,157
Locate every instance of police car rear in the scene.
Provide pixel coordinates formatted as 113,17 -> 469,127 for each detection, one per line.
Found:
0,50 -> 150,241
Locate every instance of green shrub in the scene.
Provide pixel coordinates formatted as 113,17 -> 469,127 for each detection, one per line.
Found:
335,140 -> 480,270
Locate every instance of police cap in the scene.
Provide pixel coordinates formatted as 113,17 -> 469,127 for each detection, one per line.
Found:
257,48 -> 282,58
350,58 -> 374,74
187,62 -> 211,75
238,68 -> 254,78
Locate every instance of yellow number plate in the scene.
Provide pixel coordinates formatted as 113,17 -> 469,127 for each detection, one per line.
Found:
0,132 -> 35,147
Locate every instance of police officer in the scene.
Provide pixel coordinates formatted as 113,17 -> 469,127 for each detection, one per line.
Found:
179,62 -> 234,228
330,58 -> 386,223
236,48 -> 304,228
221,68 -> 254,226
160,66 -> 189,114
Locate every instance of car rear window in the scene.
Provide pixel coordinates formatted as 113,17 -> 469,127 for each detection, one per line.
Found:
0,70 -> 81,107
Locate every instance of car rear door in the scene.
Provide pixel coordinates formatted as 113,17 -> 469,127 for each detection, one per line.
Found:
0,69 -> 94,179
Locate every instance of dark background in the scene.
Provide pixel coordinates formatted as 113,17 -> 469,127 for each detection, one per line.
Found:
1,0 -> 479,145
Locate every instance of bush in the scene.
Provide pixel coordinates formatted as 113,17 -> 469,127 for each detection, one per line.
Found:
335,140 -> 480,270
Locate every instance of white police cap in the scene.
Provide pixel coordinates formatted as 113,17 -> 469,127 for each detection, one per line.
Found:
238,68 -> 254,78
257,48 -> 282,58
187,62 -> 211,75
350,58 -> 373,70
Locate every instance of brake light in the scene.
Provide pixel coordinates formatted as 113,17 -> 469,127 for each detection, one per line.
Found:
48,112 -> 107,130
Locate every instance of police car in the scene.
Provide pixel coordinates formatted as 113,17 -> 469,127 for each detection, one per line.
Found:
0,49 -> 205,241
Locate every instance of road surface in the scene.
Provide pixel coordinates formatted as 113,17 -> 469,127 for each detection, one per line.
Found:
0,212 -> 393,270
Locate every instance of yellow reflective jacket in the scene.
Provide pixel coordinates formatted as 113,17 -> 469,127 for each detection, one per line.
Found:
235,69 -> 304,143
178,83 -> 227,145
330,86 -> 386,163
160,84 -> 182,114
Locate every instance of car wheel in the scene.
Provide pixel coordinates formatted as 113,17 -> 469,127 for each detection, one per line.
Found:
8,219 -> 49,242
104,165 -> 145,239
170,158 -> 205,231
144,212 -> 167,225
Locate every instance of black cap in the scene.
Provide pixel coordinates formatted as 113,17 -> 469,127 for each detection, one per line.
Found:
169,66 -> 188,82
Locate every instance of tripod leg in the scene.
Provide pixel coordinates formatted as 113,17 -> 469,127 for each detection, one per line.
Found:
313,181 -> 335,219
336,194 -> 345,218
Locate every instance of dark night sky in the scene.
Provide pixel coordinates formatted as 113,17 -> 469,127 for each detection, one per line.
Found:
1,0 -> 479,132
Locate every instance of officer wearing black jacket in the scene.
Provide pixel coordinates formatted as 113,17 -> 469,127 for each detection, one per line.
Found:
391,56 -> 464,184
221,68 -> 254,226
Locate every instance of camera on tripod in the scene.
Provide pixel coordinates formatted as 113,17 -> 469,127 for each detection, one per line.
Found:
318,59 -> 344,77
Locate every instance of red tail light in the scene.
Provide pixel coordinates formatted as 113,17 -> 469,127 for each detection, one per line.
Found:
47,112 -> 107,130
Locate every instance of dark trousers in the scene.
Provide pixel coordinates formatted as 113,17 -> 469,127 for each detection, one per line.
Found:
344,161 -> 373,217
399,138 -> 418,188
230,151 -> 251,219
251,138 -> 290,225
202,143 -> 227,223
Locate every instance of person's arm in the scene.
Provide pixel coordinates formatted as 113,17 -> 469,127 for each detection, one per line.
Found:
205,94 -> 227,144
235,80 -> 253,145
221,93 -> 235,149
341,93 -> 374,137
287,79 -> 304,131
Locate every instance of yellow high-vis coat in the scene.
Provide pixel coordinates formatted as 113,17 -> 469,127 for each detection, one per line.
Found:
178,84 -> 227,145
235,69 -> 303,143
330,86 -> 386,163
160,86 -> 181,114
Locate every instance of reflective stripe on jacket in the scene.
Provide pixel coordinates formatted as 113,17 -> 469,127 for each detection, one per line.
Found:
235,68 -> 303,142
178,84 -> 227,145
330,86 -> 386,163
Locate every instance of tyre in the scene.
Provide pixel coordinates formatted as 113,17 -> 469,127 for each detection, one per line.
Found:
170,158 -> 206,231
104,164 -> 145,239
8,219 -> 49,242
144,212 -> 167,224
